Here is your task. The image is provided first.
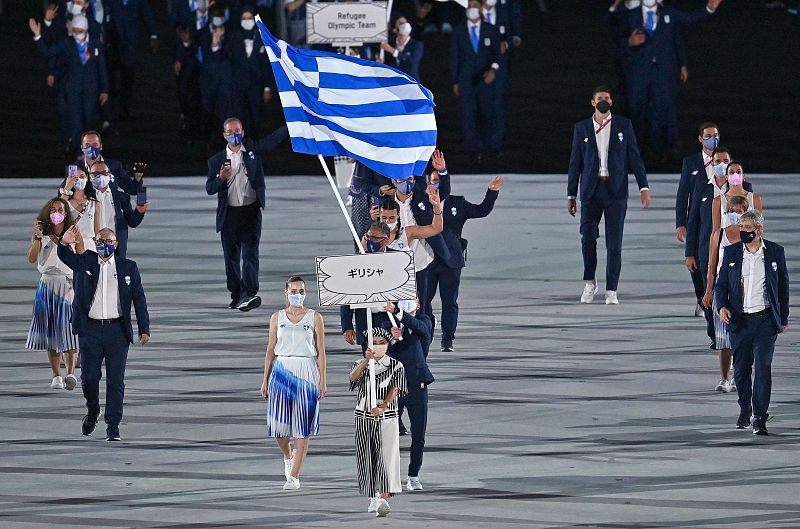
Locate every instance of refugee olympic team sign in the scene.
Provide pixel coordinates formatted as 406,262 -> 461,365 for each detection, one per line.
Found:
306,2 -> 389,45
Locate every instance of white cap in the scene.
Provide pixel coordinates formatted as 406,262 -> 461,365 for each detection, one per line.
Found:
72,15 -> 89,31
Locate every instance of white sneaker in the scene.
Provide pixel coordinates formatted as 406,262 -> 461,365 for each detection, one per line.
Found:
406,477 -> 423,491
715,379 -> 727,392
724,379 -> 735,393
50,376 -> 64,390
368,496 -> 379,513
695,303 -> 704,317
283,449 -> 294,480
580,281 -> 598,303
729,378 -> 736,391
282,476 -> 300,490
375,498 -> 390,517
605,290 -> 619,305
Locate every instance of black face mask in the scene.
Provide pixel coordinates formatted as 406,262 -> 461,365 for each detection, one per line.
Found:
740,230 -> 758,244
595,101 -> 612,114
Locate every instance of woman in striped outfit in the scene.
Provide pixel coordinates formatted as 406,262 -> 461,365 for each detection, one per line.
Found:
260,275 -> 327,491
350,328 -> 407,517
26,197 -> 84,390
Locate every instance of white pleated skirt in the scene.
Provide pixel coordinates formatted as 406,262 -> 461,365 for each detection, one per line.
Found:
266,356 -> 320,438
26,274 -> 78,353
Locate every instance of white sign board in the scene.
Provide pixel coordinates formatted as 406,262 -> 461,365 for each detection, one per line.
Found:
306,2 -> 389,45
315,252 -> 416,306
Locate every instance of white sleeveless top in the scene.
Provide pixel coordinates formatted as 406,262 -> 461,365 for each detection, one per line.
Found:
37,238 -> 75,277
716,229 -> 734,274
274,309 -> 317,358
69,199 -> 98,248
720,191 -> 754,228
388,228 -> 433,272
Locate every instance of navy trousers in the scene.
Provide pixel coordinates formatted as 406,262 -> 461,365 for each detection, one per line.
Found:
416,267 -> 432,320
579,181 -> 627,292
458,79 -> 500,154
425,258 -> 462,345
699,260 -> 716,342
79,321 -> 130,427
221,202 -> 261,303
730,314 -> 778,421
627,64 -> 677,153
398,383 -> 428,477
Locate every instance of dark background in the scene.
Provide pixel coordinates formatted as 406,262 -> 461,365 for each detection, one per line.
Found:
1,0 -> 798,178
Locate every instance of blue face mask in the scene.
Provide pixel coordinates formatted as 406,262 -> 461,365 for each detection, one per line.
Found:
395,179 -> 414,195
82,146 -> 102,160
702,136 -> 720,150
365,240 -> 383,253
226,133 -> 244,147
96,243 -> 115,258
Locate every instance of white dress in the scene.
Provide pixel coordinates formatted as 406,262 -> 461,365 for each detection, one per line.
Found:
69,198 -> 98,248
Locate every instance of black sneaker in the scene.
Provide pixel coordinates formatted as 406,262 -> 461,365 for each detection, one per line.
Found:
228,299 -> 240,309
82,413 -> 99,436
238,295 -> 262,312
752,420 -> 768,436
106,425 -> 121,442
736,409 -> 752,429
441,341 -> 453,352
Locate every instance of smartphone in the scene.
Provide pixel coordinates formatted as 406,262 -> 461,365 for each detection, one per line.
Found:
136,186 -> 147,206
40,220 -> 53,236
67,164 -> 78,178
223,159 -> 231,168
372,196 -> 381,208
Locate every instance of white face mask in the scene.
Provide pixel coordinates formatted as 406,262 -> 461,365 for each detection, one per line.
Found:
713,163 -> 728,177
288,293 -> 305,307
372,343 -> 388,356
466,7 -> 481,21
624,0 -> 641,8
485,0 -> 497,7
91,174 -> 110,190
212,17 -> 225,27
241,19 -> 255,31
398,22 -> 412,36
67,2 -> 84,15
398,300 -> 416,313
726,212 -> 743,226
73,178 -> 87,190
642,0 -> 658,7
73,32 -> 88,43
385,221 -> 398,231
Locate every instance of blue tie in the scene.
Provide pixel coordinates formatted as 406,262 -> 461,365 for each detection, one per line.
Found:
470,25 -> 479,53
486,12 -> 492,24
645,11 -> 655,36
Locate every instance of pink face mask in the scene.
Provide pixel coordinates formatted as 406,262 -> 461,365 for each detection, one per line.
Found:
49,212 -> 66,225
727,172 -> 745,186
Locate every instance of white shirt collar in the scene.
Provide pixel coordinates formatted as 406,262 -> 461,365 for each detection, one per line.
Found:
468,19 -> 481,30
98,254 -> 116,266
226,145 -> 243,158
744,238 -> 766,254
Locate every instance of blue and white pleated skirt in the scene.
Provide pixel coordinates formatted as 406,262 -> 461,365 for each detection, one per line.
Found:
712,297 -> 731,350
266,356 -> 320,438
26,274 -> 78,353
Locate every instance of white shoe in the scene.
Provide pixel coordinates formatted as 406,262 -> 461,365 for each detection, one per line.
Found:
724,379 -> 735,393
375,498 -> 390,517
580,281 -> 598,303
283,449 -> 294,480
605,290 -> 619,305
406,476 -> 423,491
715,379 -> 727,392
64,374 -> 77,391
695,303 -> 704,317
729,378 -> 736,391
50,376 -> 64,390
368,496 -> 379,513
282,476 -> 300,490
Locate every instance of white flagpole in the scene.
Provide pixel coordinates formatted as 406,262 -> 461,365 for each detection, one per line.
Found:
318,155 -> 378,409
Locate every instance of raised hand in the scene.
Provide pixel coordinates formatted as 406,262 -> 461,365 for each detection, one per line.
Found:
488,175 -> 504,191
29,18 -> 42,37
430,149 -> 446,172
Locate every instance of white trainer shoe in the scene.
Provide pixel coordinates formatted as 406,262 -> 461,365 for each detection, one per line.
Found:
64,374 -> 77,391
580,281 -> 598,303
283,449 -> 294,480
605,290 -> 619,305
406,477 -> 423,491
368,495 -> 379,513
282,476 -> 300,490
729,378 -> 737,391
715,379 -> 727,392
723,379 -> 735,393
695,303 -> 704,317
50,376 -> 64,390
375,498 -> 390,517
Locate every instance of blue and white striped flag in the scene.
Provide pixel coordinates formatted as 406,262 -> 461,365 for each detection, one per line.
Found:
255,17 -> 437,179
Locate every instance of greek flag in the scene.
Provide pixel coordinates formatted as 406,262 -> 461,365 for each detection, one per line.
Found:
255,17 -> 437,179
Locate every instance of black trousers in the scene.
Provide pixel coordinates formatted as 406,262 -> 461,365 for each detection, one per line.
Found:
79,321 -> 129,427
221,202 -> 261,303
425,258 -> 462,345
580,181 -> 627,291
398,382 -> 428,477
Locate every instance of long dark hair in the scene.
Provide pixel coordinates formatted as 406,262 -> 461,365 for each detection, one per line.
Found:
73,163 -> 98,201
37,197 -> 74,237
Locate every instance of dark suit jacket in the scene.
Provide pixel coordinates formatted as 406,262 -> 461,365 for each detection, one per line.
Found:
229,29 -> 272,92
567,115 -> 648,202
205,126 -> 289,232
442,189 -> 499,264
489,0 -> 523,44
450,21 -> 502,85
685,179 -> 754,261
105,0 -> 157,61
56,246 -> 150,343
404,173 -> 460,268
676,152 -> 706,228
37,36 -> 110,95
617,6 -> 710,79
386,38 -> 423,82
386,311 -> 435,386
714,239 -> 789,333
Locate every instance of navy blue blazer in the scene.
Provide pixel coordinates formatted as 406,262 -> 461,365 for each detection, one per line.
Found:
405,173 -> 460,268
37,37 -> 110,96
714,240 -> 789,333
450,21 -> 502,85
488,0 -> 523,44
205,126 -> 289,232
617,6 -> 710,79
229,29 -> 273,92
386,38 -> 423,82
105,0 -> 157,61
685,179 -> 753,261
567,115 -> 648,202
441,189 -> 499,266
56,246 -> 150,343
675,152 -> 706,228
386,312 -> 435,386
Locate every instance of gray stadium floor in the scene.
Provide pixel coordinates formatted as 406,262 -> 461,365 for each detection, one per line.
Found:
1,174 -> 799,528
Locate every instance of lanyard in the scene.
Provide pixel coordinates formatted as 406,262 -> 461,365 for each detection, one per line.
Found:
595,118 -> 612,135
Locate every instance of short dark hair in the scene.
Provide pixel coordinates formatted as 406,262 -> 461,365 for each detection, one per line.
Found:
368,221 -> 391,238
380,199 -> 400,212
81,130 -> 101,144
285,275 -> 305,289
698,122 -> 719,137
711,146 -> 731,157
592,85 -> 613,98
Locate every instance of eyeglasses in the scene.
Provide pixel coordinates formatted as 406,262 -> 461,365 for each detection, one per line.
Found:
95,238 -> 116,245
365,235 -> 387,242
89,172 -> 110,177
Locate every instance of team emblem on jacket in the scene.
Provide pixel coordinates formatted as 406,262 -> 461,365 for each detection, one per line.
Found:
451,207 -> 457,216
417,202 -> 426,211
618,132 -> 624,142
772,262 -> 778,272
125,275 -> 131,286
